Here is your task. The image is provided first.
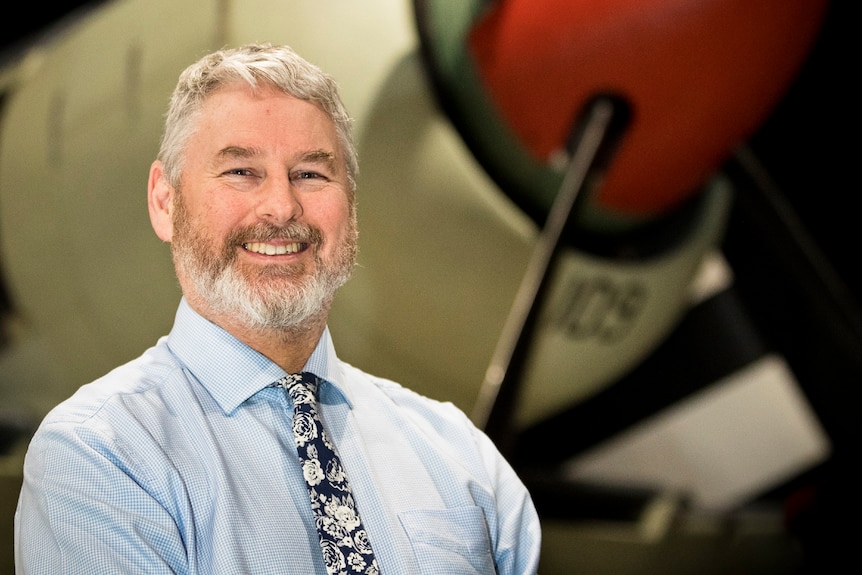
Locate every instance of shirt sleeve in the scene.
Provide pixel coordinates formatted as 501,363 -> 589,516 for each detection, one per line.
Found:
471,424 -> 542,575
15,421 -> 187,575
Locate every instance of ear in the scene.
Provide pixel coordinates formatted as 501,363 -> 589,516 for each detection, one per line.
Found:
148,160 -> 175,242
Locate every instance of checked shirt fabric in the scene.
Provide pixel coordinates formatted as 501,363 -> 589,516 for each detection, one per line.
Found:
275,372 -> 380,575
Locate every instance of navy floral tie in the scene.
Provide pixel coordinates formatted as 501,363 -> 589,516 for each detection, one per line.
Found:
276,372 -> 379,575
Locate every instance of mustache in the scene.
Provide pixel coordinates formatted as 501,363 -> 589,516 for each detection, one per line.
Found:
227,222 -> 324,246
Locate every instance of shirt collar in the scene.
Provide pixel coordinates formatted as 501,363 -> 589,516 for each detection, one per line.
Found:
166,298 -> 352,414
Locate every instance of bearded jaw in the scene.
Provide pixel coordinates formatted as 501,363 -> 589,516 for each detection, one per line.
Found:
172,234 -> 356,330
192,254 -> 339,331
170,209 -> 357,331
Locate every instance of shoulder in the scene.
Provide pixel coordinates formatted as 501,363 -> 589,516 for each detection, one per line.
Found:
25,337 -> 198,490
338,361 -> 490,453
38,337 -> 183,429
341,361 -> 469,417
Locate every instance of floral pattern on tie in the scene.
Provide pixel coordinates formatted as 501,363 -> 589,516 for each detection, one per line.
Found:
280,373 -> 380,575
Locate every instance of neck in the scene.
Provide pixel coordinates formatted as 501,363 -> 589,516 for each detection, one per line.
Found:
189,297 -> 330,374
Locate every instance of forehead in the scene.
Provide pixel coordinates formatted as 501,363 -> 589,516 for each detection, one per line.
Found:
191,83 -> 338,148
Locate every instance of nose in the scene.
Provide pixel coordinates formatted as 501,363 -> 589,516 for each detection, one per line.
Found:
256,175 -> 303,223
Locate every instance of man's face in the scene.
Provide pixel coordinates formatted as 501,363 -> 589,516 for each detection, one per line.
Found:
168,83 -> 357,330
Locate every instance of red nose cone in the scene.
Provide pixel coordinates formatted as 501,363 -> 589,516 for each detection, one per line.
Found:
468,0 -> 829,219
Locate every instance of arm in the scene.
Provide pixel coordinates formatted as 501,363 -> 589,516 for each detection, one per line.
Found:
473,427 -> 542,575
15,422 -> 187,575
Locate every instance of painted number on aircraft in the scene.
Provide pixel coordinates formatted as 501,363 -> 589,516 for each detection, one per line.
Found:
550,276 -> 647,343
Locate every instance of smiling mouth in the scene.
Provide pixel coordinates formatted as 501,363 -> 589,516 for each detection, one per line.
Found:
242,241 -> 308,255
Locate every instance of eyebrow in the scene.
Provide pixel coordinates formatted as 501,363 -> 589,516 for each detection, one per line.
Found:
215,146 -> 337,169
216,145 -> 261,160
301,149 -> 338,171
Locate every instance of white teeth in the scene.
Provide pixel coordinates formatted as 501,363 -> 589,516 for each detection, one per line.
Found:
243,242 -> 303,255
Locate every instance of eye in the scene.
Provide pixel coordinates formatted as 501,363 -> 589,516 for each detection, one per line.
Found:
294,170 -> 326,180
223,168 -> 255,177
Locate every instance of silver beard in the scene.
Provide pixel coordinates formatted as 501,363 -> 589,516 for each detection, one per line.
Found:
171,196 -> 357,332
194,252 -> 341,330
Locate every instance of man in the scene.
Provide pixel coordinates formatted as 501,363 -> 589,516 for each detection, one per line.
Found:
14,43 -> 541,574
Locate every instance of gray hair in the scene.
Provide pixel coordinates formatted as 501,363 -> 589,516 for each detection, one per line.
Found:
157,43 -> 358,195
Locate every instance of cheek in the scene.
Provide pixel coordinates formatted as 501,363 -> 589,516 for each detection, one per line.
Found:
193,196 -> 253,236
174,210 -> 232,258
320,199 -> 354,245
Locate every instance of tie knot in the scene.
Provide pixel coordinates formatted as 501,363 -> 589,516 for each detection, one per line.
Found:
277,372 -> 320,405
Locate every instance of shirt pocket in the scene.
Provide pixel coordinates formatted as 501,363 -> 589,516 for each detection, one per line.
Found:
398,506 -> 496,575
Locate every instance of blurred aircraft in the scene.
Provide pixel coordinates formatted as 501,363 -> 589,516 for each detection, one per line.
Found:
0,1 -> 858,573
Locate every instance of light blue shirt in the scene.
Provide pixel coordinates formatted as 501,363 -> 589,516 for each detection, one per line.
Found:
15,298 -> 541,574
